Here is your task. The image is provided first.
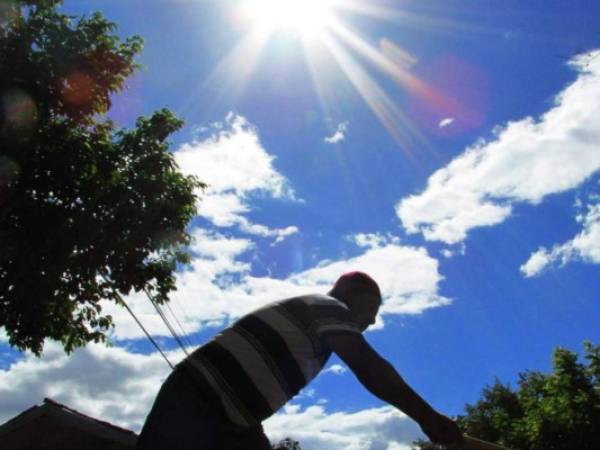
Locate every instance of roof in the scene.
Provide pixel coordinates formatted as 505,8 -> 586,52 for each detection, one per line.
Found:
0,398 -> 138,447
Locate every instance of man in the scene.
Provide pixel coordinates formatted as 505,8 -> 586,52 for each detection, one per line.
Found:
137,271 -> 463,449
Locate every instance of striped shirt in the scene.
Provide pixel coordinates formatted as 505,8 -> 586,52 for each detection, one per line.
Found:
183,294 -> 362,427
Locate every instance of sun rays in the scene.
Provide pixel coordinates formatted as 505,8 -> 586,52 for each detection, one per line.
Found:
196,0 -> 472,158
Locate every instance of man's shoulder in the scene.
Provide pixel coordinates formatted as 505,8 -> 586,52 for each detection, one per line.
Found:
278,293 -> 349,309
247,294 -> 354,330
274,294 -> 356,326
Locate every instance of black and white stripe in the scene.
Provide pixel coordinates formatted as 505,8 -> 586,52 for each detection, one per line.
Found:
185,294 -> 362,427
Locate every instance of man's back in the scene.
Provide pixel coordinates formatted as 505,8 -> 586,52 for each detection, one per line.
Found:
183,294 -> 362,427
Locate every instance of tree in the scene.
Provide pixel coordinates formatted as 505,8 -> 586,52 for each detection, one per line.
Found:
0,1 -> 204,355
272,438 -> 302,450
412,342 -> 600,450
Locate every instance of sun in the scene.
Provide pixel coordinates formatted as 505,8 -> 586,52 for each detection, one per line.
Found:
242,0 -> 336,38
208,0 -> 441,154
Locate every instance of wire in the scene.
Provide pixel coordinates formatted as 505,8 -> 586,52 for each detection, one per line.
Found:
102,277 -> 175,370
143,288 -> 190,357
100,274 -> 192,366
164,300 -> 194,349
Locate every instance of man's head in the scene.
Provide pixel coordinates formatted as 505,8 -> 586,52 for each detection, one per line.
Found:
328,271 -> 382,331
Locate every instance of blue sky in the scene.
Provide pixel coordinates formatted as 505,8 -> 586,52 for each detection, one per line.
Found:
2,1 -> 600,448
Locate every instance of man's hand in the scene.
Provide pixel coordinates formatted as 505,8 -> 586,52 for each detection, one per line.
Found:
419,411 -> 463,446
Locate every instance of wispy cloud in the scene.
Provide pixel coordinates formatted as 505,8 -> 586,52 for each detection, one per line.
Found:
351,232 -> 400,249
102,231 -> 449,340
521,197 -> 600,277
321,364 -> 347,376
264,403 -> 421,450
324,121 -> 349,144
438,117 -> 455,128
175,113 -> 299,242
440,243 -> 465,259
396,51 -> 600,244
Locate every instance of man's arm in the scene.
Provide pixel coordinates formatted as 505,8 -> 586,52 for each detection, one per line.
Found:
324,333 -> 463,446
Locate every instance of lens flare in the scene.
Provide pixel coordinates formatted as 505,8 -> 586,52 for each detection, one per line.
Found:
192,0 -> 483,158
2,89 -> 38,132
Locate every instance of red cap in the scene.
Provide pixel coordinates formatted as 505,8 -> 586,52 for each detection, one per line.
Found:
332,271 -> 381,300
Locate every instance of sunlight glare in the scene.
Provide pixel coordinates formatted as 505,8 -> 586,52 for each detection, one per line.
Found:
218,0 -> 447,158
243,0 -> 335,37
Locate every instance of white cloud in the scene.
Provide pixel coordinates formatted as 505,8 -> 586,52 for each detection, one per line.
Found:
0,343 -> 423,449
100,229 -> 257,340
293,235 -> 450,317
104,231 -> 448,340
440,243 -> 466,259
352,232 -> 400,249
397,50 -> 600,244
265,404 -> 423,450
0,341 -> 176,431
439,117 -> 455,128
0,235 -> 443,444
322,364 -> 348,375
521,200 -> 600,277
520,248 -> 552,278
386,443 -> 412,450
325,121 -> 349,144
440,249 -> 454,259
175,113 -> 299,242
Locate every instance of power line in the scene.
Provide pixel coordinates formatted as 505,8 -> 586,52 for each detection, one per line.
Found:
164,300 -> 194,349
100,275 -> 192,366
101,277 -> 175,370
143,288 -> 190,357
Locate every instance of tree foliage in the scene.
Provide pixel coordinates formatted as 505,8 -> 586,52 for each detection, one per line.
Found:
0,0 -> 203,354
272,437 -> 302,450
412,342 -> 600,450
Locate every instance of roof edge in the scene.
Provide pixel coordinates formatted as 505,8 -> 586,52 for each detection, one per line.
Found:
0,398 -> 137,446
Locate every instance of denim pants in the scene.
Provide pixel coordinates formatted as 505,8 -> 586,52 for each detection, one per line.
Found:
136,365 -> 272,450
